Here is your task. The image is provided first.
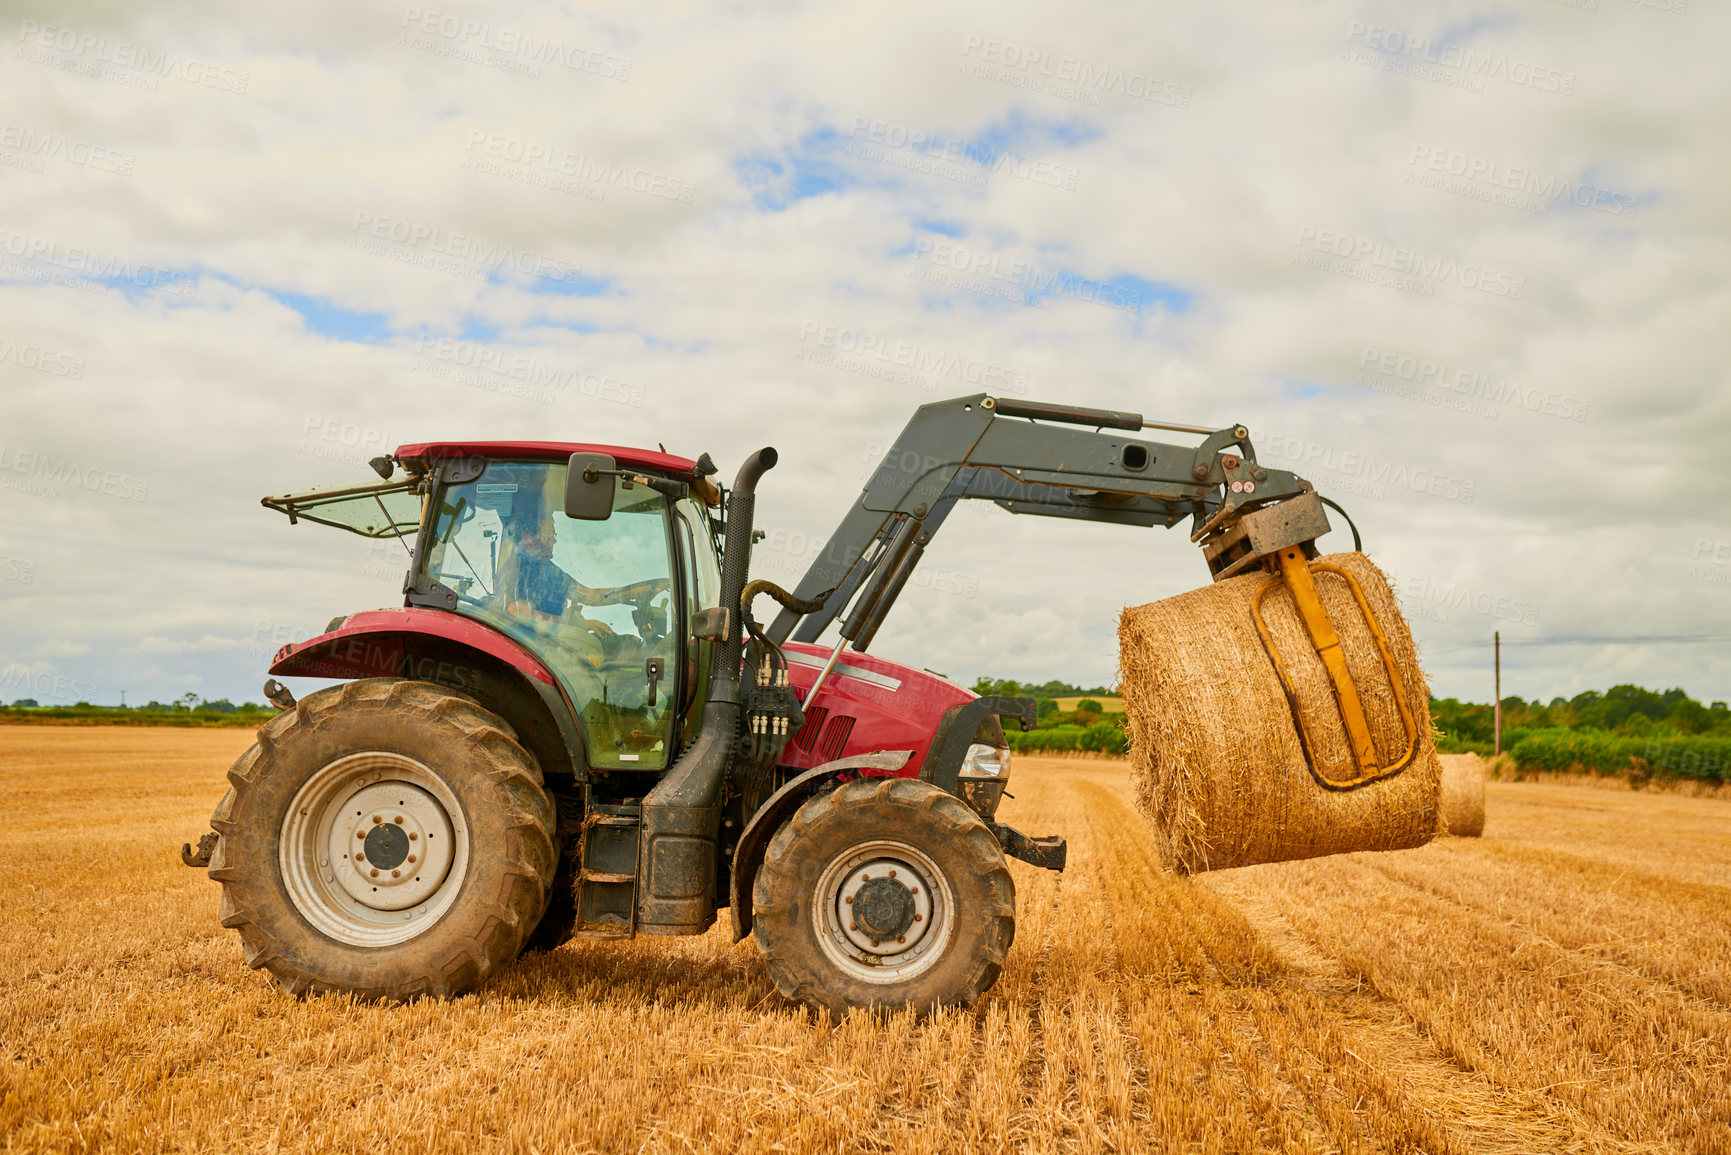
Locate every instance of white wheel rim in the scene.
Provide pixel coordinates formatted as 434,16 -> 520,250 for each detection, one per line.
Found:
813,839 -> 954,985
280,751 -> 470,947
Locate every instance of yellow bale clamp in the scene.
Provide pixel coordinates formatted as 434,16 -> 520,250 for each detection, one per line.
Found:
1250,547 -> 1419,790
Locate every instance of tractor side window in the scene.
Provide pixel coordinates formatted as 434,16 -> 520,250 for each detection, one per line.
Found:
675,499 -> 721,610
424,461 -> 680,772
672,499 -> 722,744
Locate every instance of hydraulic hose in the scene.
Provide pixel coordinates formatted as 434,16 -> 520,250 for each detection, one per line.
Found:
1318,495 -> 1362,552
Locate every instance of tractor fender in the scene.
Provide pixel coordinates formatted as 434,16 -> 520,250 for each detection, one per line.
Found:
267,608 -> 587,779
268,608 -> 556,688
729,749 -> 914,942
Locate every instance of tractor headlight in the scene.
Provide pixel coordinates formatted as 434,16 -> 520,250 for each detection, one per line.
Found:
958,742 -> 1011,779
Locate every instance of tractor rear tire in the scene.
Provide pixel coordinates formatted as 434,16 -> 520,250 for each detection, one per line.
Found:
206,678 -> 557,1001
752,776 -> 1015,1017
521,855 -> 578,953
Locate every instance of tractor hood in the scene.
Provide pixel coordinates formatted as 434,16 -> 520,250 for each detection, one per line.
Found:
778,642 -> 973,773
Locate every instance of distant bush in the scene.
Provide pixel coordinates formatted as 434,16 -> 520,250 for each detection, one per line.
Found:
1509,729 -> 1731,782
1006,722 -> 1129,756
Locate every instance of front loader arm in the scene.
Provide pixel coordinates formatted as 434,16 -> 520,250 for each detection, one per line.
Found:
765,393 -> 1327,647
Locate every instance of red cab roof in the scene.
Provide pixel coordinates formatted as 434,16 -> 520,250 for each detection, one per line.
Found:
394,441 -> 699,475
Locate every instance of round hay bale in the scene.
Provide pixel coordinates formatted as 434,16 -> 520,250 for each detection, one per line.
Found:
1118,551 -> 1442,873
1438,753 -> 1487,837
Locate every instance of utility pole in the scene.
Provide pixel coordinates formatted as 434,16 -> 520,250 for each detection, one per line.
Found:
1493,630 -> 1501,757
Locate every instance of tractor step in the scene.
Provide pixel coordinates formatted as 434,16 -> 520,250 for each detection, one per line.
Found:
574,803 -> 640,939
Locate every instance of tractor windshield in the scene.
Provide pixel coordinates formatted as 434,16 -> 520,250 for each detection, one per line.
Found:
423,461 -> 681,772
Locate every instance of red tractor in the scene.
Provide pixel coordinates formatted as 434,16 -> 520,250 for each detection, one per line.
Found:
186,393 -> 1331,1013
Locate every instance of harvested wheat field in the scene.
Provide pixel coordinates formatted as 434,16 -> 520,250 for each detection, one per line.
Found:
3,727 -> 1729,1154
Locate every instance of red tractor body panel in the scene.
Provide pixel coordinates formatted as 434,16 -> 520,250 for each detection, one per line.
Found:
779,641 -> 972,775
396,441 -> 697,475
268,608 -> 558,688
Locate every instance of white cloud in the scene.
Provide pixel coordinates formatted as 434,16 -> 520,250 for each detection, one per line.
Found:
0,0 -> 1728,706
131,635 -> 255,653
31,640 -> 90,658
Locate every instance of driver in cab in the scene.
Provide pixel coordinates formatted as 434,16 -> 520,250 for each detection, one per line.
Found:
492,483 -> 668,662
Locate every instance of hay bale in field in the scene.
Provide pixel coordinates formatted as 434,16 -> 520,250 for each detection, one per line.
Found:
1438,754 -> 1487,837
1119,551 -> 1441,873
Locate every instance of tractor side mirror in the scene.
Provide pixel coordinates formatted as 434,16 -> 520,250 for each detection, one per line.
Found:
565,453 -> 616,520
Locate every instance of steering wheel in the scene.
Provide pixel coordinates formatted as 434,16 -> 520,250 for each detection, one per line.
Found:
596,577 -> 672,605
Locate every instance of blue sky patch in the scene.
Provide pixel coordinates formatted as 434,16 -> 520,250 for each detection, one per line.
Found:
264,288 -> 392,343
736,129 -> 854,211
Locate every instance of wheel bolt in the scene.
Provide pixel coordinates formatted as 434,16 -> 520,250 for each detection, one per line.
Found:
888,870 -> 897,878
897,936 -> 905,944
910,886 -> 918,895
408,855 -> 417,864
370,868 -> 379,877
871,940 -> 880,947
860,873 -> 869,882
409,832 -> 418,841
914,913 -> 922,922
372,815 -> 382,824
393,816 -> 404,825
844,896 -> 853,904
392,870 -> 400,878
354,853 -> 364,861
850,921 -> 858,930
356,831 -> 365,839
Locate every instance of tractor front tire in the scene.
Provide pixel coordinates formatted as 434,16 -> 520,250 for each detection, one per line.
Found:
206,678 -> 557,1001
752,776 -> 1015,1017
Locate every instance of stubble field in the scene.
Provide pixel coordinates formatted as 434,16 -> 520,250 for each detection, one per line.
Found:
1,725 -> 1727,1154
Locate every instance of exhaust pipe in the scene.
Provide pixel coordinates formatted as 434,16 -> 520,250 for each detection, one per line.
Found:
637,448 -> 776,934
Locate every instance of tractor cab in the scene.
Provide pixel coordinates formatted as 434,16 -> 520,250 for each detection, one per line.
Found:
262,443 -> 725,775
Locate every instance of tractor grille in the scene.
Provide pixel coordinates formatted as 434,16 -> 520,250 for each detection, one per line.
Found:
818,715 -> 855,762
792,707 -> 827,752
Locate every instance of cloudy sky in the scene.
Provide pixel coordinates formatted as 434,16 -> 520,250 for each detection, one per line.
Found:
2,0 -> 1727,709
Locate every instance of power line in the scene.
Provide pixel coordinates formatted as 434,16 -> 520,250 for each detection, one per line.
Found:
1425,634 -> 1731,655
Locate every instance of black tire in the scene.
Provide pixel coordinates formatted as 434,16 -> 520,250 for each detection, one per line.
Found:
752,776 -> 1015,1017
206,678 -> 557,1000
521,854 -> 578,953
